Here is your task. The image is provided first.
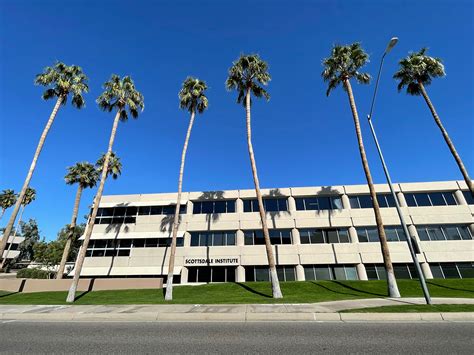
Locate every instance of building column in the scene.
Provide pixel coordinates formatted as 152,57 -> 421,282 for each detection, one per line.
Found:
292,228 -> 301,245
454,189 -> 467,206
341,194 -> 351,210
356,263 -> 368,281
296,264 -> 305,281
186,200 -> 193,215
181,266 -> 189,284
420,262 -> 433,279
288,196 -> 296,212
184,232 -> 191,247
348,226 -> 359,243
397,191 -> 407,207
236,265 -> 245,282
236,198 -> 244,213
408,224 -> 422,245
236,230 -> 245,246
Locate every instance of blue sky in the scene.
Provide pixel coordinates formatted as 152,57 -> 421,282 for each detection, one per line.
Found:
0,0 -> 472,240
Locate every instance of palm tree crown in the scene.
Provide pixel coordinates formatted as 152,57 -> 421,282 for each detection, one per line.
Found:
322,43 -> 371,96
96,75 -> 145,121
96,152 -> 122,180
0,190 -> 17,211
22,187 -> 36,206
34,61 -> 89,108
393,48 -> 445,96
65,162 -> 100,189
179,77 -> 208,114
225,54 -> 271,105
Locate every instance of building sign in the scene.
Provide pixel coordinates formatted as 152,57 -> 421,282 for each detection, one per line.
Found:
185,257 -> 239,266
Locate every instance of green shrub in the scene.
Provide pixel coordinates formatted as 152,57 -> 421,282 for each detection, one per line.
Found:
16,268 -> 55,279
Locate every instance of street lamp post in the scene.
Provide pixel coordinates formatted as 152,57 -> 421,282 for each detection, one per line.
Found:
367,37 -> 432,305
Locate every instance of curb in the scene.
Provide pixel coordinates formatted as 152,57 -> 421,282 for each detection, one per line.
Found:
1,312 -> 473,322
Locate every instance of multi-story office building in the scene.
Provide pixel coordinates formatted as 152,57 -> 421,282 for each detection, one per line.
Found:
0,235 -> 24,261
77,180 -> 474,283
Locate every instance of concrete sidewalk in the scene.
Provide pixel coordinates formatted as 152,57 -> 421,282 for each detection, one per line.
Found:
1,298 -> 473,322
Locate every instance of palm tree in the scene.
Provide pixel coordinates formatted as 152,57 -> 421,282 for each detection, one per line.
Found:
165,77 -> 208,301
1,188 -> 36,268
393,48 -> 473,197
56,162 -> 99,279
66,75 -> 144,302
96,152 -> 122,180
0,190 -> 17,220
0,62 -> 88,263
322,43 -> 400,298
226,54 -> 283,299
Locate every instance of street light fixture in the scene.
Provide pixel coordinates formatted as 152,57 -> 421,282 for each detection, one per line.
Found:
367,37 -> 432,305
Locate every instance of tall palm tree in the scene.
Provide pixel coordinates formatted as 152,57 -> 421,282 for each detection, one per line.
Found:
1,188 -> 36,267
322,43 -> 400,298
226,54 -> 283,299
393,48 -> 473,197
56,162 -> 99,279
66,75 -> 144,302
165,77 -> 208,301
96,152 -> 122,180
0,62 -> 88,263
0,190 -> 17,220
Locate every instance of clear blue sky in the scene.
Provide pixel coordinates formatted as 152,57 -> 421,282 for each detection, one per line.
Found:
1,0 -> 472,240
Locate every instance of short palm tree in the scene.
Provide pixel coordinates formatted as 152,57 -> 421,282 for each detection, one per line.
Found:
66,75 -> 144,302
165,77 -> 208,301
394,48 -> 473,197
96,152 -> 122,180
0,190 -> 17,220
56,162 -> 99,279
226,54 -> 283,299
0,62 -> 88,262
322,43 -> 400,298
1,187 -> 36,268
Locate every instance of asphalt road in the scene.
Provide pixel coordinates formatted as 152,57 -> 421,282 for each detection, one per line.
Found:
0,321 -> 472,354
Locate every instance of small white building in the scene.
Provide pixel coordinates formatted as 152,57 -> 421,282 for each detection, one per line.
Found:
77,180 -> 474,283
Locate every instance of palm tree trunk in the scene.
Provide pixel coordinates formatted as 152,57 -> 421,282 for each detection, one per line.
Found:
344,79 -> 400,298
57,185 -> 83,279
165,110 -> 196,301
0,95 -> 64,266
66,109 -> 121,303
418,82 -> 473,197
0,205 -> 25,269
245,87 -> 283,299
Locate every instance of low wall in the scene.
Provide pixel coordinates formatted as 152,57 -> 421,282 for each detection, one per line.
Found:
0,278 -> 163,293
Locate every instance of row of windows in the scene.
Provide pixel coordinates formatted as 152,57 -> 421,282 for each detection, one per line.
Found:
303,265 -> 358,281
405,192 -> 458,207
416,225 -> 472,241
430,263 -> 473,279
295,196 -> 343,211
190,232 -> 236,247
243,198 -> 288,213
245,266 -> 296,282
4,243 -> 19,251
193,200 -> 235,214
299,228 -> 350,244
356,226 -> 408,243
85,238 -> 185,257
96,205 -> 187,219
365,263 -> 418,280
244,230 -> 293,245
187,266 -> 236,283
349,194 -> 397,209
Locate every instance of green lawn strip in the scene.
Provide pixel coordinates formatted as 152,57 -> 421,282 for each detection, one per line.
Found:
341,304 -> 474,313
0,279 -> 472,305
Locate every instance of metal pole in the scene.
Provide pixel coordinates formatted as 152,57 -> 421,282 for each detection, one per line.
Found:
367,41 -> 432,305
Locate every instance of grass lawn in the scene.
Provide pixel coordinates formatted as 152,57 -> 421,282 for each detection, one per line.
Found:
0,278 -> 472,305
342,304 -> 474,313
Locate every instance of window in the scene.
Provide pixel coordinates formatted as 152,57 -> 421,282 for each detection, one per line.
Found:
303,265 -> 359,281
349,193 -> 397,209
365,263 -> 417,280
295,196 -> 343,211
357,226 -> 407,242
192,200 -> 236,214
85,237 -> 184,257
243,198 -> 288,212
187,266 -> 236,283
299,228 -> 350,244
245,266 -> 296,282
462,191 -> 474,205
138,205 -> 186,216
416,225 -> 473,241
404,192 -> 458,207
190,231 -> 236,247
244,229 -> 292,245
429,262 -> 473,279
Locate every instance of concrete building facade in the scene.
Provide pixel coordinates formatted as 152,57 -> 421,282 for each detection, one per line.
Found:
1,235 -> 24,260
77,180 -> 474,283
